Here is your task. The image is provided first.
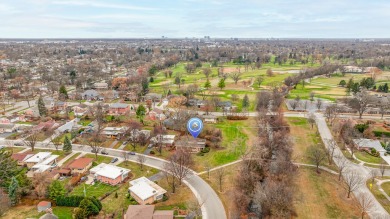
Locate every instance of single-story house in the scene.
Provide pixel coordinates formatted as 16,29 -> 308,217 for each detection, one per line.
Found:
353,138 -> 386,153
56,118 -> 80,133
24,152 -> 58,169
73,104 -> 89,117
101,126 -> 127,139
81,90 -> 104,101
144,93 -> 162,102
129,177 -> 167,205
124,205 -> 174,219
37,201 -> 51,212
150,135 -> 176,147
94,82 -> 108,90
217,101 -> 235,111
33,120 -> 60,132
175,137 -> 206,153
90,163 -> 130,185
68,157 -> 94,175
148,109 -> 166,121
11,153 -> 34,166
108,103 -> 130,115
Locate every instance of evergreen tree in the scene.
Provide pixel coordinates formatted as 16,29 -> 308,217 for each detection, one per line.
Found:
218,78 -> 225,90
339,80 -> 346,87
63,136 -> 72,154
204,79 -> 211,89
79,198 -> 99,217
49,180 -> 66,201
59,85 -> 68,99
174,76 -> 181,88
8,177 -> 18,206
37,96 -> 48,117
149,77 -> 154,82
136,104 -> 146,124
242,94 -> 250,109
167,89 -> 172,96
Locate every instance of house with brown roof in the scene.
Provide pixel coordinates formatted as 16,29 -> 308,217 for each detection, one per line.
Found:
124,205 -> 173,219
108,103 -> 131,115
11,153 -> 34,166
68,157 -> 94,175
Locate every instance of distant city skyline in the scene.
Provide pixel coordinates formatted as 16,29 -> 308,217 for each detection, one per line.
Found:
1,0 -> 389,38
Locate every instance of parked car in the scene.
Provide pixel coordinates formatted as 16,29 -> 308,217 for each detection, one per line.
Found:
129,152 -> 136,155
123,141 -> 128,145
101,150 -> 108,155
110,158 -> 118,163
14,142 -> 24,146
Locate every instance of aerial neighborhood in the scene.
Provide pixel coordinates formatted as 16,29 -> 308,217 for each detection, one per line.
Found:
0,36 -> 390,219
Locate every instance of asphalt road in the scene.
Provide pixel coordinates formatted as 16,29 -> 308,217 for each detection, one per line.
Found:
1,140 -> 226,219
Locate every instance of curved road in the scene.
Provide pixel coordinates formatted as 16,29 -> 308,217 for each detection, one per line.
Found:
1,140 -> 226,219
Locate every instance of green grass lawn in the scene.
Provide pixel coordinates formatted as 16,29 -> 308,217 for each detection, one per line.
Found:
71,182 -> 118,198
52,206 -> 74,218
117,161 -> 159,179
368,180 -> 390,214
381,182 -> 390,197
354,151 -> 385,164
192,120 -> 249,171
4,147 -> 25,153
78,118 -> 92,126
84,154 -> 113,165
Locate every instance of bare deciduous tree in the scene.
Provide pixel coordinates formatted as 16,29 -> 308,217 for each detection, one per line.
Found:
307,113 -> 316,129
316,99 -> 323,111
163,170 -> 176,194
344,171 -> 362,198
336,155 -> 349,181
215,167 -> 226,192
369,169 -> 378,184
307,145 -> 327,173
86,138 -> 104,159
164,150 -> 193,185
137,154 -> 146,171
122,151 -> 128,165
356,192 -> 374,219
186,196 -> 207,219
379,162 -> 386,178
230,71 -> 242,84
23,131 -> 39,152
326,139 -> 337,165
348,90 -> 371,119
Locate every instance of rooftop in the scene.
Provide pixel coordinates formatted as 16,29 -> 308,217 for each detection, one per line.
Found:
68,157 -> 94,169
129,177 -> 167,201
90,163 -> 130,179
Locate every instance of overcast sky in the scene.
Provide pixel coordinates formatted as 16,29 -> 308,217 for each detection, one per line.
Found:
1,0 -> 389,38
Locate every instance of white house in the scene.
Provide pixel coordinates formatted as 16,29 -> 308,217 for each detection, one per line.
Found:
90,163 -> 130,185
128,177 -> 167,205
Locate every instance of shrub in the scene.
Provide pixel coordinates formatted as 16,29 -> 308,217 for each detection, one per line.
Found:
201,147 -> 210,153
373,131 -> 390,138
226,115 -> 248,120
196,152 -> 204,156
150,151 -> 155,155
355,123 -> 369,133
162,194 -> 168,202
371,148 -> 377,154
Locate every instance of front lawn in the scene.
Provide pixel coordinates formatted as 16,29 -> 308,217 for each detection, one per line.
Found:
71,182 -> 118,198
84,154 -> 113,165
62,152 -> 81,167
52,206 -> 74,218
117,161 -> 159,178
354,151 -> 385,164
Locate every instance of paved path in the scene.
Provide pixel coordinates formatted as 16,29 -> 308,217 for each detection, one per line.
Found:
315,113 -> 389,218
148,172 -> 164,182
18,148 -> 30,154
376,179 -> 390,203
294,163 -> 339,175
3,142 -> 226,219
109,140 -> 119,149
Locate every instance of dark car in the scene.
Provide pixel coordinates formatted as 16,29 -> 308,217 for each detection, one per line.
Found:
128,152 -> 136,155
14,142 -> 24,146
110,157 -> 118,163
101,150 -> 108,155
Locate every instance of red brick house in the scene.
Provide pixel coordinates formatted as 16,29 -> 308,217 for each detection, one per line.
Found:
68,157 -> 94,175
90,163 -> 130,186
108,103 -> 130,115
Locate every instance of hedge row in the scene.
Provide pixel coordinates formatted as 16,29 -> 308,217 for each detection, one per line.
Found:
56,195 -> 85,207
373,131 -> 390,138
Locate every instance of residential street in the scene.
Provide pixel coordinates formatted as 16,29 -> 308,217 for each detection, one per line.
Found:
1,140 -> 226,219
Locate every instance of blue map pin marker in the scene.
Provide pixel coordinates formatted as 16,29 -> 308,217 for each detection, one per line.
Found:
187,117 -> 203,138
